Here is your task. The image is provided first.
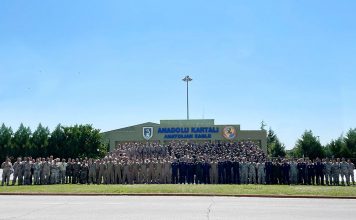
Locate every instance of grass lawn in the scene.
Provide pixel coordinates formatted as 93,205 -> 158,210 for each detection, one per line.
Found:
0,184 -> 356,197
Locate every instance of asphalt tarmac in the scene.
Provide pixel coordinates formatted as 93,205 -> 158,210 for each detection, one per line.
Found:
0,195 -> 355,220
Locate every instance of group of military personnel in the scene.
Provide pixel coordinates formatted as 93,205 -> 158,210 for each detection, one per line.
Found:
1,141 -> 355,186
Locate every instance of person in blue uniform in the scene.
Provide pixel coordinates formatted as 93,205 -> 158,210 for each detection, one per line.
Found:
307,159 -> 315,185
225,158 -> 232,184
202,159 -> 211,184
281,159 -> 290,185
171,158 -> 179,184
232,158 -> 240,184
265,158 -> 273,184
218,158 -> 225,184
178,159 -> 187,184
314,158 -> 324,185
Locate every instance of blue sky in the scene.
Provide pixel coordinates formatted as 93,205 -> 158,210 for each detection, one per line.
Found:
0,0 -> 355,149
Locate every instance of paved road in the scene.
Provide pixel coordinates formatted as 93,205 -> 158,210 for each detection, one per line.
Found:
0,196 -> 355,220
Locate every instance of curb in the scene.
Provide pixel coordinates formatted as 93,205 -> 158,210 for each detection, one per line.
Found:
0,193 -> 356,199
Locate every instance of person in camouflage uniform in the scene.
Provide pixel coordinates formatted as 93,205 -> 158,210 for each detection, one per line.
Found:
33,158 -> 41,185
240,158 -> 249,184
65,159 -> 73,184
1,158 -> 12,186
23,157 -> 32,185
331,158 -> 340,186
248,160 -> 257,184
340,158 -> 350,186
98,159 -> 106,184
106,158 -> 115,184
324,158 -> 332,185
114,160 -> 122,184
41,158 -> 51,185
59,159 -> 67,184
50,159 -> 59,184
256,159 -> 265,184
289,158 -> 298,185
72,158 -> 81,184
18,159 -> 25,185
210,158 -> 218,184
80,160 -> 89,184
12,157 -> 22,186
88,159 -> 97,184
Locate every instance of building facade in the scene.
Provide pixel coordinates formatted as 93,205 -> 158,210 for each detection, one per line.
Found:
101,119 -> 267,153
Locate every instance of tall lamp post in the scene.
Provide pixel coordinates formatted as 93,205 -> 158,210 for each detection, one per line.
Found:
182,75 -> 192,120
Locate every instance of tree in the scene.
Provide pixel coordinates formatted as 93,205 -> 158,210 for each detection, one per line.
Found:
31,123 -> 50,158
0,123 -> 13,160
344,128 -> 356,158
63,124 -> 105,159
325,137 -> 344,158
48,124 -> 106,159
325,130 -> 355,159
12,123 -> 32,157
48,124 -> 66,158
294,130 -> 324,159
270,139 -> 286,158
77,124 -> 105,158
267,127 -> 286,157
0,123 -> 106,160
267,128 -> 277,155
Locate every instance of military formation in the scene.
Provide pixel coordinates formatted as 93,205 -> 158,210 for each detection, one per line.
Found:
1,141 -> 355,186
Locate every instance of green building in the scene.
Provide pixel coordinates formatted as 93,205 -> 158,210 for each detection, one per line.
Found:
101,119 -> 267,153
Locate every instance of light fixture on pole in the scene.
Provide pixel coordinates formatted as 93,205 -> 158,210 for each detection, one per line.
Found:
182,75 -> 192,120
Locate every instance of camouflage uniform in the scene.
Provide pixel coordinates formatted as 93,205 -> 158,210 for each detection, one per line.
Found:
147,161 -> 154,183
88,161 -> 97,184
33,161 -> 41,185
12,160 -> 22,185
289,161 -> 298,184
80,163 -> 89,184
65,161 -> 73,184
114,161 -> 122,184
106,160 -> 115,184
50,162 -> 59,184
324,161 -> 332,185
1,160 -> 12,186
340,161 -> 350,186
41,161 -> 51,185
72,161 -> 81,184
248,162 -> 257,184
331,161 -> 340,185
59,161 -> 67,184
240,161 -> 249,184
256,162 -> 266,184
164,160 -> 171,184
132,162 -> 139,184
18,162 -> 25,185
23,161 -> 32,185
98,161 -> 106,184
210,161 -> 218,184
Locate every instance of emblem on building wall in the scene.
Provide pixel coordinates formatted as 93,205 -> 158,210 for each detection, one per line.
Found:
143,127 -> 153,140
222,126 -> 237,140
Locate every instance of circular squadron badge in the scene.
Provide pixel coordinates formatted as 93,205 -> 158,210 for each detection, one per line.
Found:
222,126 -> 237,140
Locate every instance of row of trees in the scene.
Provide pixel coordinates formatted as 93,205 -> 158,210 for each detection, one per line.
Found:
1,122 -> 355,161
0,123 -> 107,161
267,127 -> 356,160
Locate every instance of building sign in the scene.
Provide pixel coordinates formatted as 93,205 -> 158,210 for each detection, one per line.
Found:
101,119 -> 266,153
157,127 -> 220,139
